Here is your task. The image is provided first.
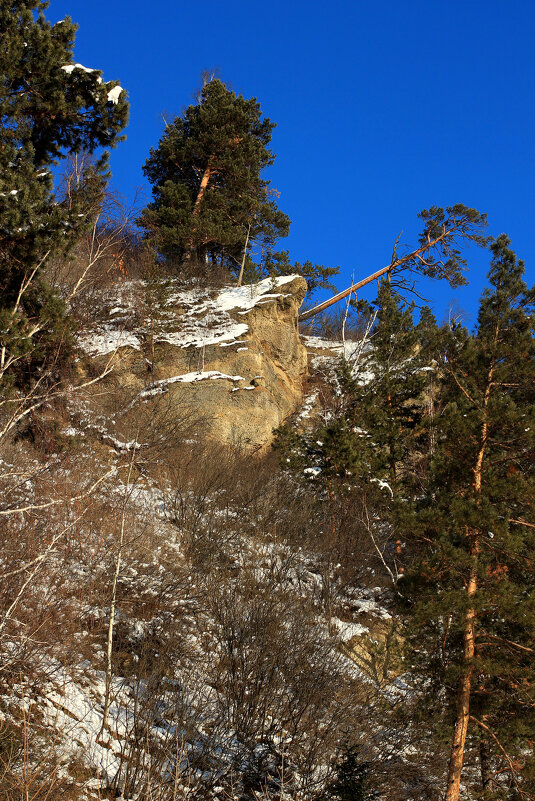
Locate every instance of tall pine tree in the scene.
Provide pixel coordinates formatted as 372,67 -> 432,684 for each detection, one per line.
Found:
296,281 -> 430,499
140,78 -> 290,275
0,1 -> 128,382
400,235 -> 535,800
350,282 -> 430,493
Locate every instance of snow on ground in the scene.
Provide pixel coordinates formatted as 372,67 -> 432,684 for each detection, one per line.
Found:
0,427 -> 398,797
156,317 -> 248,349
353,598 -> 392,619
344,587 -> 393,620
303,466 -> 322,477
216,274 -> 296,312
43,669 -> 126,783
301,335 -> 364,361
303,334 -> 375,387
77,326 -> 142,356
296,390 -> 319,421
12,274 -> 410,795
331,616 -> 369,640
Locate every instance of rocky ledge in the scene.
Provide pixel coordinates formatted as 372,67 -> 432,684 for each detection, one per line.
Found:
77,275 -> 308,450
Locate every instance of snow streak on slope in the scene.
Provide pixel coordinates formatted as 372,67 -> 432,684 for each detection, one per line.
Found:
77,325 -> 142,356
77,275 -> 299,357
135,371 -> 246,401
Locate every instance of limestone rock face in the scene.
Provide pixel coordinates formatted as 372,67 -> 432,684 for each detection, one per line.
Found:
78,275 -> 308,450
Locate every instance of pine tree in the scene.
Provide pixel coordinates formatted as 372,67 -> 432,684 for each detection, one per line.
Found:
139,78 -> 290,275
0,1 -> 128,382
299,205 -> 489,323
400,235 -> 535,799
276,281 -> 431,506
303,282 -> 429,496
353,282 -> 430,493
323,745 -> 372,801
416,305 -> 439,362
262,248 -> 340,298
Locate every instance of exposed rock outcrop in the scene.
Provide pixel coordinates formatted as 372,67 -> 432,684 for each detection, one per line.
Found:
78,275 -> 308,450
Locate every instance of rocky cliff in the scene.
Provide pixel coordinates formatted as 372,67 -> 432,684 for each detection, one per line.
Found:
77,274 -> 308,450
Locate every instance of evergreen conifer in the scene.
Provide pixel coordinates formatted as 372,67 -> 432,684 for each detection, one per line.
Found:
323,746 -> 372,801
0,1 -> 128,381
297,281 -> 430,497
401,235 -> 535,799
140,79 -> 290,274
352,281 -> 429,493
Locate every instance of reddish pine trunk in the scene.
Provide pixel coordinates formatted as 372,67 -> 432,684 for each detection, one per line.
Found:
184,157 -> 215,261
192,161 -> 214,217
444,558 -> 477,801
443,358 -> 495,801
479,733 -> 493,793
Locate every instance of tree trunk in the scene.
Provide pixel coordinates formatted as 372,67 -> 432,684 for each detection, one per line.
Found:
298,221 -> 464,321
184,157 -> 215,261
237,223 -> 251,287
479,732 -> 493,795
192,157 -> 215,218
444,356 -> 495,801
100,451 -> 136,738
444,553 -> 478,801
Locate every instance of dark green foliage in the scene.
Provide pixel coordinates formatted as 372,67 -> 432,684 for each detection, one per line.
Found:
284,281 -> 430,495
400,235 -> 535,792
415,205 -> 489,287
274,281 -> 431,615
351,282 -> 429,490
415,305 -> 439,361
140,79 -> 290,274
276,233 -> 534,793
272,421 -> 310,474
0,1 -> 128,380
263,248 -> 340,298
323,745 -> 372,801
0,1 -> 128,269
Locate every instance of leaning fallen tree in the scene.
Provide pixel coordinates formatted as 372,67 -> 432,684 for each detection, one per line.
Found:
299,205 -> 489,321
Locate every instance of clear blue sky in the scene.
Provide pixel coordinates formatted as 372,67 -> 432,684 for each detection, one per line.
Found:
50,0 -> 535,324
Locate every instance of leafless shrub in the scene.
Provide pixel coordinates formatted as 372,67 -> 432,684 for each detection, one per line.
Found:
0,689 -> 83,801
299,305 -> 369,342
46,154 -> 145,304
202,558 -> 352,798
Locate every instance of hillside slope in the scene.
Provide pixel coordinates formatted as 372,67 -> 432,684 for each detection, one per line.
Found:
0,286 -> 437,801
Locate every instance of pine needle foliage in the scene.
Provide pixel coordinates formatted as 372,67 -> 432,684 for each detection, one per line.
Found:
323,746 -> 372,801
277,281 -> 430,498
140,79 -> 290,275
0,1 -> 128,381
399,235 -> 535,797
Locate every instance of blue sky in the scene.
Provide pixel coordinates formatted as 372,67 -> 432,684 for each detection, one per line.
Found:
50,0 -> 534,324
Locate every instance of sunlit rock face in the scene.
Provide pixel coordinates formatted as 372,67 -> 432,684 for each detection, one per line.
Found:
78,275 -> 308,450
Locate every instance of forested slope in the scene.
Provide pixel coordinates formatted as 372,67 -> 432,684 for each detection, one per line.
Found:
1,4 -> 534,799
